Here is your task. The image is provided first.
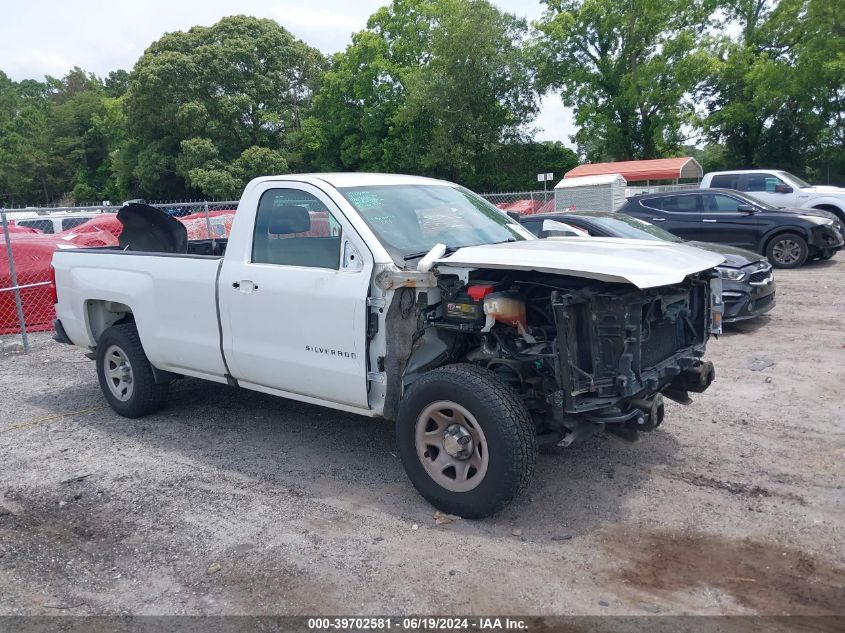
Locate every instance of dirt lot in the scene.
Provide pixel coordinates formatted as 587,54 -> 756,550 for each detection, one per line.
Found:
1,261 -> 843,617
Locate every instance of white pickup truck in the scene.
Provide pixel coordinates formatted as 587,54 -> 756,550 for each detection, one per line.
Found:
701,169 -> 845,224
51,173 -> 723,518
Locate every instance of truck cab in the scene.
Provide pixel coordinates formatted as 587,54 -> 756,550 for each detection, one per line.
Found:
701,170 -> 845,225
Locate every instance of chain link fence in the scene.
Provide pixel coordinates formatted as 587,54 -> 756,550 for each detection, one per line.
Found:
480,191 -> 555,215
1,201 -> 238,353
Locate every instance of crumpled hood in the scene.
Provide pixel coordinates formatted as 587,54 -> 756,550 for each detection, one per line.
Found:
434,238 -> 724,289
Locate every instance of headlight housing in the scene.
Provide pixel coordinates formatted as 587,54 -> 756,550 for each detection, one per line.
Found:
798,215 -> 834,226
716,266 -> 746,281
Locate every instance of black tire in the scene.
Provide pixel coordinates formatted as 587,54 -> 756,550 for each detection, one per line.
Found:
96,323 -> 168,418
766,232 -> 808,269
396,364 -> 537,518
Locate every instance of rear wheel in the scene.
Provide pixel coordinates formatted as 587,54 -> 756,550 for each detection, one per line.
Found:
96,323 -> 168,418
396,364 -> 537,518
766,233 -> 808,268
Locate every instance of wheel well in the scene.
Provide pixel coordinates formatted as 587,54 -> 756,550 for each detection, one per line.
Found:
86,300 -> 134,344
811,204 -> 845,222
761,229 -> 808,254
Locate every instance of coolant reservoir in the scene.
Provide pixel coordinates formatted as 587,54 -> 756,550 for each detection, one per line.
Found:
482,292 -> 528,333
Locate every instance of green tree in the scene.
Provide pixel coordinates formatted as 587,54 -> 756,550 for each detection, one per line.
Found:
176,139 -> 289,199
698,0 -> 779,168
104,70 -> 130,98
684,142 -> 729,173
120,15 -> 324,199
474,141 -> 579,191
0,73 -> 50,205
300,0 -> 539,187
0,68 -> 127,205
699,0 -> 845,183
48,68 -> 111,203
792,0 -> 845,183
93,96 -> 130,200
535,0 -> 712,162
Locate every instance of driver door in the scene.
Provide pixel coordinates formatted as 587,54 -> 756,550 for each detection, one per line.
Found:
218,184 -> 373,409
641,194 -> 702,240
700,193 -> 761,249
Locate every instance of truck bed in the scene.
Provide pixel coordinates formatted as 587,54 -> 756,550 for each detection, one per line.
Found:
77,237 -> 229,258
52,245 -> 229,383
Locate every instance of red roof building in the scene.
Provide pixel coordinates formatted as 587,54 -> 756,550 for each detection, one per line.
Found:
564,157 -> 703,183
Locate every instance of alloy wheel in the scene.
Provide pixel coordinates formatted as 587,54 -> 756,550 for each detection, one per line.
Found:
772,239 -> 803,265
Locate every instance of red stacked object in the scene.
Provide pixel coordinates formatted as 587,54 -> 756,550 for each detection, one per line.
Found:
1,211 -> 237,335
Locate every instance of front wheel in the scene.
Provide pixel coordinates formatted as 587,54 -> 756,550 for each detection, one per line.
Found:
766,233 -> 808,268
396,364 -> 537,518
96,323 -> 168,418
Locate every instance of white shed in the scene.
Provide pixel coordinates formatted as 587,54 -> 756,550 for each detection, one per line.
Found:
554,173 -> 628,213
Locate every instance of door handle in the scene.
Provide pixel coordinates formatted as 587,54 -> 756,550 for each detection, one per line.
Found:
233,280 -> 258,292
702,219 -> 718,223
649,217 -> 665,222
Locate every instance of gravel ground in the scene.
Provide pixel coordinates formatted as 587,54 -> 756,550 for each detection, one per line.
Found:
1,261 -> 843,617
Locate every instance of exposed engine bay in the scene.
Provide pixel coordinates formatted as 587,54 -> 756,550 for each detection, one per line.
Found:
399,269 -> 717,445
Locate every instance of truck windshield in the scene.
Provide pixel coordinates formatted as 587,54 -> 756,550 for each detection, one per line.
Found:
777,171 -> 811,188
337,184 -> 529,263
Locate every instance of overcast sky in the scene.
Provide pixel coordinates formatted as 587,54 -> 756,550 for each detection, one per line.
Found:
1,0 -> 575,147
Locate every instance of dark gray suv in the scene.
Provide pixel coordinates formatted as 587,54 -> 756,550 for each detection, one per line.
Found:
618,189 -> 843,268
521,211 -> 776,323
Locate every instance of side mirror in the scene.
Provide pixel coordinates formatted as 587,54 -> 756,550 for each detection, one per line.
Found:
774,184 -> 793,194
736,204 -> 757,214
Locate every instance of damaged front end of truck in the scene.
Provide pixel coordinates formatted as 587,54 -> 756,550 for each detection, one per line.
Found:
387,239 -> 723,447
546,275 -> 717,443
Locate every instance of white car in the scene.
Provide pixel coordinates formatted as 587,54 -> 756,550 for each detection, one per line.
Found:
701,170 -> 845,225
6,211 -> 102,234
51,173 -> 723,518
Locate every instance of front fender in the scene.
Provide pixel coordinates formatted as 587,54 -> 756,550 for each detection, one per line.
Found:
802,197 -> 845,214
756,226 -> 812,253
